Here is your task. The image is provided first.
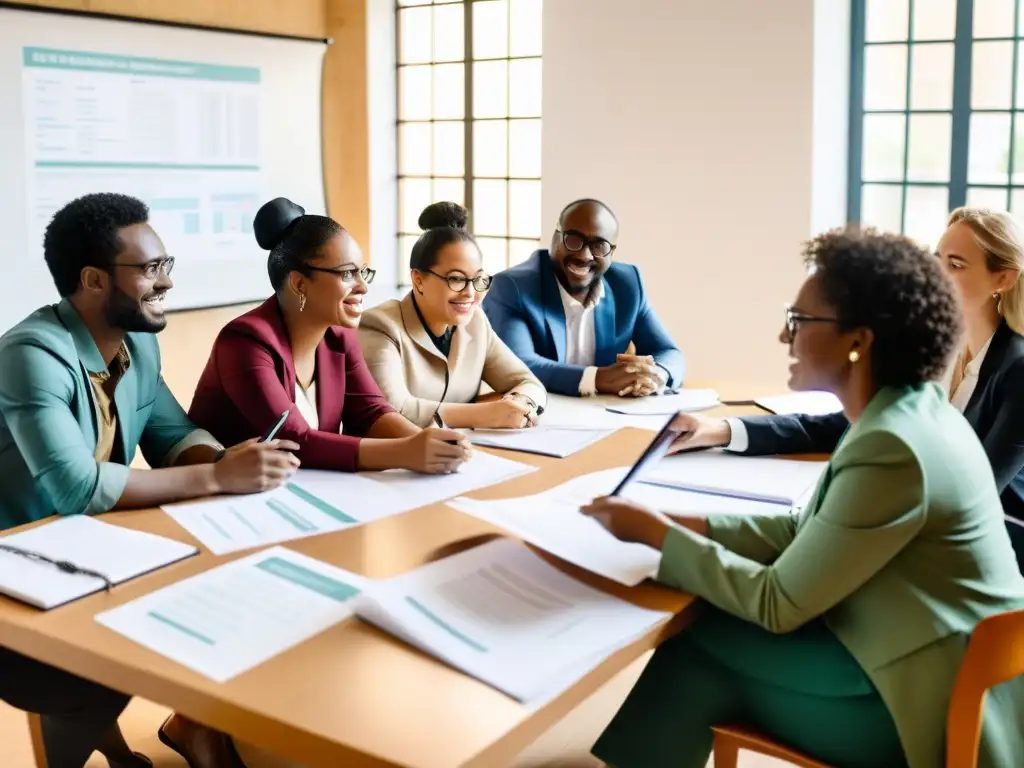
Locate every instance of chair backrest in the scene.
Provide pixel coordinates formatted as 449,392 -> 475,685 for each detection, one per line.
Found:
946,609 -> 1024,767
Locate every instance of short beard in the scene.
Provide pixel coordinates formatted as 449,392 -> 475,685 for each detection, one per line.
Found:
104,283 -> 166,333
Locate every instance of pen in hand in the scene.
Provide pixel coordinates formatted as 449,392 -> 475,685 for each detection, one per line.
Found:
260,410 -> 290,443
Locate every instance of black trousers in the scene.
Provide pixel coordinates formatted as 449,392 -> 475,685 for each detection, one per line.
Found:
0,646 -> 132,768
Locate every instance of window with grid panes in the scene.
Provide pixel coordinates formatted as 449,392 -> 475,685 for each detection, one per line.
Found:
396,0 -> 543,287
849,0 -> 1024,248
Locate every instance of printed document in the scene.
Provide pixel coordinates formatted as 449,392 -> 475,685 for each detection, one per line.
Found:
96,547 -> 366,682
353,538 -> 670,702
541,394 -> 669,431
755,391 -> 843,416
164,453 -> 535,555
605,389 -> 720,416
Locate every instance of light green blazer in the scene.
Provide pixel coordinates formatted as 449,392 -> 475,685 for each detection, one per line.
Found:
0,300 -> 217,530
658,383 -> 1024,768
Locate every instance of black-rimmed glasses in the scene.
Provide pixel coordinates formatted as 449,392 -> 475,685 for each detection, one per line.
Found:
423,270 -> 492,292
557,229 -> 616,258
307,265 -> 376,284
785,305 -> 838,337
113,256 -> 175,279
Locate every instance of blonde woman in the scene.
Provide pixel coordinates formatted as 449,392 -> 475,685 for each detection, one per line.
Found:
668,207 -> 1024,571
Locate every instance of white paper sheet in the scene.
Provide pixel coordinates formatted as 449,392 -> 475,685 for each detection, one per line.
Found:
353,539 -> 670,702
448,468 -> 792,586
605,389 -> 720,416
641,452 -> 826,505
164,453 -> 536,555
0,516 -> 198,609
755,391 -> 843,416
358,451 -> 536,512
540,394 -> 669,431
96,547 -> 366,682
464,426 -> 614,458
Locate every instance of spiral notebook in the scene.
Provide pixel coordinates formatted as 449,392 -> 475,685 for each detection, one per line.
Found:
0,516 -> 198,610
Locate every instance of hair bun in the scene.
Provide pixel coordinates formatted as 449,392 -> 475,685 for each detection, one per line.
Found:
254,197 -> 306,250
418,201 -> 468,232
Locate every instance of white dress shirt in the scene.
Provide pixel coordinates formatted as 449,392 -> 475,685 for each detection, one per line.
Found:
556,279 -> 604,396
293,379 -> 344,433
723,335 -> 993,452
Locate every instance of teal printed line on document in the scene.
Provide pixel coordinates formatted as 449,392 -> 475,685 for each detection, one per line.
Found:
405,596 -> 488,652
229,509 -> 260,536
148,611 -> 216,645
266,499 -> 317,532
284,483 -> 356,524
202,513 -> 232,540
256,557 -> 360,603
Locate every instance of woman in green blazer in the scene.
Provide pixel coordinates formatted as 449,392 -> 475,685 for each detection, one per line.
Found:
583,229 -> 1024,768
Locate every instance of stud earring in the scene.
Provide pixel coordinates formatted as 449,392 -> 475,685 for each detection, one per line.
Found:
298,294 -> 306,312
848,350 -> 860,363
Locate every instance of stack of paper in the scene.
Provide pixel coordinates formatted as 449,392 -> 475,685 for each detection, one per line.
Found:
605,389 -> 720,416
164,452 -> 536,555
464,426 -> 614,458
448,468 -> 791,586
0,516 -> 198,609
97,547 -> 366,682
354,538 -> 671,702
755,391 -> 843,416
640,452 -> 826,505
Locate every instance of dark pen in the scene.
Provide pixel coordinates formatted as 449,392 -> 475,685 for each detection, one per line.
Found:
0,543 -> 114,591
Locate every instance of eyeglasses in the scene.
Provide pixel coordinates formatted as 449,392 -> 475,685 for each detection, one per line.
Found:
423,270 -> 492,292
557,229 -> 616,258
113,256 -> 175,279
785,305 -> 838,338
307,265 -> 376,284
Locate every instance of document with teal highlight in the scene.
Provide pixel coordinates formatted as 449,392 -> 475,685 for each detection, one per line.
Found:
353,538 -> 671,703
162,453 -> 536,556
95,546 -> 366,682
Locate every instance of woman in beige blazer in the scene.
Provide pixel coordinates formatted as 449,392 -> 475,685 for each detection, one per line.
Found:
359,202 -> 547,429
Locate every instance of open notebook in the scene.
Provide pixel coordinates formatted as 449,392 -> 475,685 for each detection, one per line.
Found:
0,516 -> 198,609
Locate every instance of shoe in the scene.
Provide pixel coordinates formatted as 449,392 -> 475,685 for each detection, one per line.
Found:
158,715 -> 247,768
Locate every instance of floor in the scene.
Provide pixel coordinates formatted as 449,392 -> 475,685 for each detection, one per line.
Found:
0,655 -> 787,767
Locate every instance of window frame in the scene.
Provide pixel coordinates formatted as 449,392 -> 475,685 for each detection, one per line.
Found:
394,0 -> 543,287
848,0 -> 1024,232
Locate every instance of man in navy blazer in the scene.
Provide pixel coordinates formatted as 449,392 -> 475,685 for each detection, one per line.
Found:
482,199 -> 684,397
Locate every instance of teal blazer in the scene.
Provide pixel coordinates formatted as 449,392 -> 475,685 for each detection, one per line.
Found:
657,384 -> 1024,767
0,300 -> 215,530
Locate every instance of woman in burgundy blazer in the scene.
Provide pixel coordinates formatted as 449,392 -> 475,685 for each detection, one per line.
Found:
167,200 -> 473,766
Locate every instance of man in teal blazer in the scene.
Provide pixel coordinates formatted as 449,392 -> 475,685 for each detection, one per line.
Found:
0,193 -> 299,767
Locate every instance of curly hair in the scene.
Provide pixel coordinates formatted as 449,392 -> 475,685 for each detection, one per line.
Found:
805,228 -> 962,389
43,193 -> 150,297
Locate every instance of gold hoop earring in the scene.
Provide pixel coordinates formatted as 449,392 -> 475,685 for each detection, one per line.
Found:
298,294 -> 307,312
994,292 -> 1004,312
848,350 -> 860,363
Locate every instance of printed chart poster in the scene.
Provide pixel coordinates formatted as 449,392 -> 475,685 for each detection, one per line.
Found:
22,47 -> 264,268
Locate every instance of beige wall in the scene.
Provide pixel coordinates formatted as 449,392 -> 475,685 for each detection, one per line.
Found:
542,0 -> 845,384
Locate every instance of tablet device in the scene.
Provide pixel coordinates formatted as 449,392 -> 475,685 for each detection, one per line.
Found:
609,413 -> 686,496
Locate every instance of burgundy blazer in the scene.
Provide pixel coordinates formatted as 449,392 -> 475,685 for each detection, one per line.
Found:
188,296 -> 396,472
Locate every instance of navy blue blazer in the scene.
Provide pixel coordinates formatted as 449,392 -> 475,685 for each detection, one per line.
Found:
736,319 -> 1024,571
481,250 -> 685,396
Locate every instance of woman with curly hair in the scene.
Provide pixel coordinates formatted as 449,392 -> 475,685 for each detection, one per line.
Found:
668,207 -> 1024,572
582,229 -> 1024,768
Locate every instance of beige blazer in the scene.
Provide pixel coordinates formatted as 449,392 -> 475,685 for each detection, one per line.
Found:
358,293 -> 547,428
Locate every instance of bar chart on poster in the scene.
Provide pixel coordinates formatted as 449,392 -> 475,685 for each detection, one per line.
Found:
0,8 -> 328,329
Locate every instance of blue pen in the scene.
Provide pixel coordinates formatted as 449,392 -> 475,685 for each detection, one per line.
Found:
260,410 -> 290,443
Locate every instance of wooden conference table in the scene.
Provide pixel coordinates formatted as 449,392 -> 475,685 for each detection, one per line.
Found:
0,381 -> 785,768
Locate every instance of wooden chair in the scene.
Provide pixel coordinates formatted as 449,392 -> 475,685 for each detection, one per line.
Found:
711,609 -> 1024,768
27,713 -> 48,768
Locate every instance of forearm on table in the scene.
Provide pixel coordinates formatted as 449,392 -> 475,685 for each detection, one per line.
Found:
356,438 -> 409,471
436,402 -> 484,428
114,464 -> 218,509
365,411 -> 420,439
